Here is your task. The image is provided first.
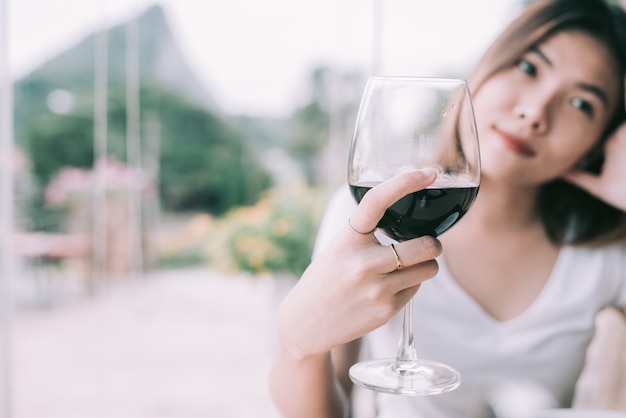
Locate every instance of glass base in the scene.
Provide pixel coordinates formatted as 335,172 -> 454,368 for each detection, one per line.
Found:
349,358 -> 461,395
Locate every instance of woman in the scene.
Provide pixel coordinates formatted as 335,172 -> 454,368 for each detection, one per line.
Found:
269,0 -> 626,416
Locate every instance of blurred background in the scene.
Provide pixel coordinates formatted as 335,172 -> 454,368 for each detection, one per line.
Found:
0,0 -> 534,417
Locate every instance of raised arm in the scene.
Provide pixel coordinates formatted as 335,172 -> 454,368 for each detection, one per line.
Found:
268,169 -> 442,418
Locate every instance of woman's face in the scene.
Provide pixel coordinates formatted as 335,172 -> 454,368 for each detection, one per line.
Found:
473,29 -> 621,186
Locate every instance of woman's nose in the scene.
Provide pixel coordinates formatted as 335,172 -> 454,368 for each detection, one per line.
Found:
514,94 -> 550,134
517,110 -> 543,131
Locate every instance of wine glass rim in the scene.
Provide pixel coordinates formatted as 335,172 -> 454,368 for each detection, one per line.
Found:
368,75 -> 467,84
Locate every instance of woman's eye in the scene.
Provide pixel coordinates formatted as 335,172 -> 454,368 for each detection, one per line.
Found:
517,59 -> 537,77
571,97 -> 594,116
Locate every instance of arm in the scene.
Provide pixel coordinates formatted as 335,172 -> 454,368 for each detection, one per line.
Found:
268,170 -> 442,418
268,339 -> 360,418
563,123 -> 626,318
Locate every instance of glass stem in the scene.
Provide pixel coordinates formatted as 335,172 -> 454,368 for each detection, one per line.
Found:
395,297 -> 418,369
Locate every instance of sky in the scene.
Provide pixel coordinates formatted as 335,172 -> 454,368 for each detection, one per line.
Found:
8,0 -> 522,118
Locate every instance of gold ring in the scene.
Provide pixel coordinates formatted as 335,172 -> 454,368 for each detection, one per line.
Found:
389,244 -> 404,271
348,218 -> 375,235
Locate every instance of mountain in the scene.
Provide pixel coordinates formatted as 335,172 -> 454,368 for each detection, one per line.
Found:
16,3 -> 216,110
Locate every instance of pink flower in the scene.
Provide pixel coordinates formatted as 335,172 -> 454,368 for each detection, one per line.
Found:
45,156 -> 153,206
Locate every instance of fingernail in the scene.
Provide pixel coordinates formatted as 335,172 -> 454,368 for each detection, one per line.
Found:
421,167 -> 438,177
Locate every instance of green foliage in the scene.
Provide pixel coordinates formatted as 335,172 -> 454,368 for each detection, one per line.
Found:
211,184 -> 325,277
286,67 -> 331,185
27,113 -> 95,184
14,78 -> 272,216
153,87 -> 272,213
155,244 -> 207,269
285,66 -> 365,186
151,183 -> 324,277
288,100 -> 330,184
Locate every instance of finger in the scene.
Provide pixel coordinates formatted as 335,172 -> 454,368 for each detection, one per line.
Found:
390,258 -> 439,289
350,169 -> 437,235
390,236 -> 442,271
394,283 -> 422,308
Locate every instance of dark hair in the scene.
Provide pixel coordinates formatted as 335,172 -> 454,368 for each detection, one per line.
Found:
469,0 -> 626,245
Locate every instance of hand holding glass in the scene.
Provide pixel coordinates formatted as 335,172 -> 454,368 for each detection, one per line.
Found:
347,76 -> 481,395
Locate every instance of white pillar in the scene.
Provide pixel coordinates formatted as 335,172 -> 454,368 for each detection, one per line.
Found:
0,0 -> 14,414
125,18 -> 142,278
92,29 -> 108,292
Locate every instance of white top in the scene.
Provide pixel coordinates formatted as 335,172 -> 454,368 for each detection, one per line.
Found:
313,185 -> 626,418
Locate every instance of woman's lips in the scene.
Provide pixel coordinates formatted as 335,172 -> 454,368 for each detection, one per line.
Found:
496,129 -> 537,157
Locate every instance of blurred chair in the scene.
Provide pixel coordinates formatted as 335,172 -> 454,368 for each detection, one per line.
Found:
14,231 -> 91,304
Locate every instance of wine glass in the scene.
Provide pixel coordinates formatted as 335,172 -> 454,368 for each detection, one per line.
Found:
347,76 -> 480,395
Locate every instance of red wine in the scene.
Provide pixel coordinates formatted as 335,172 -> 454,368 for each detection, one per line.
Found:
350,182 -> 478,240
